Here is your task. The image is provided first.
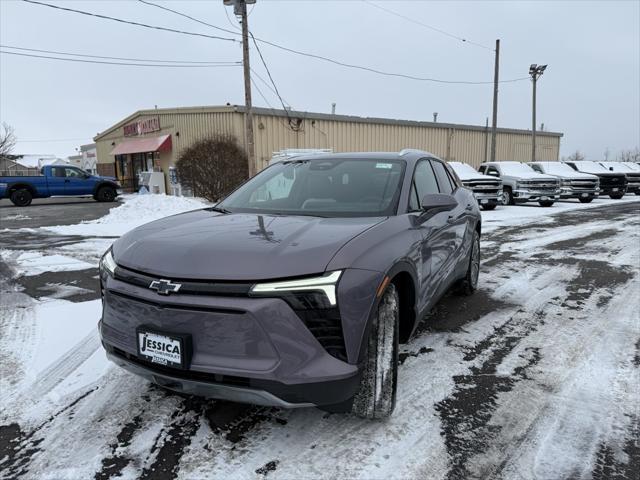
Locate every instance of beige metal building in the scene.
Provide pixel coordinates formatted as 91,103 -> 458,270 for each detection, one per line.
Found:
94,105 -> 562,191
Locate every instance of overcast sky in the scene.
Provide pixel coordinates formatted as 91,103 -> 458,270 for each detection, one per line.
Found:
1,0 -> 638,160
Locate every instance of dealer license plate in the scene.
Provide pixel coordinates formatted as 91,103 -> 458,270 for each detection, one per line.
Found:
541,196 -> 549,201
612,188 -> 619,192
137,330 -> 186,368
581,193 -> 588,198
480,199 -> 488,204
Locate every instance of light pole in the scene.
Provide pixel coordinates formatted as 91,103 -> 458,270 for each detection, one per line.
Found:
529,64 -> 547,162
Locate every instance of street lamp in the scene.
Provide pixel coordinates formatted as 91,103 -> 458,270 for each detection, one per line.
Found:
529,64 -> 547,162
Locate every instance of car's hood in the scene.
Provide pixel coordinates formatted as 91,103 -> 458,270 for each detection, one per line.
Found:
457,171 -> 500,182
544,171 -> 598,180
505,172 -> 557,180
112,209 -> 385,280
95,175 -> 117,182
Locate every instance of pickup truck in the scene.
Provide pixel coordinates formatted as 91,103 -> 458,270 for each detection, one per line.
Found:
0,165 -> 121,206
564,161 -> 627,199
448,161 -> 502,210
478,161 -> 561,207
529,161 -> 600,203
598,161 -> 640,195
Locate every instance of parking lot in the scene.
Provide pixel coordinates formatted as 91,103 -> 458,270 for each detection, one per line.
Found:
0,196 -> 639,479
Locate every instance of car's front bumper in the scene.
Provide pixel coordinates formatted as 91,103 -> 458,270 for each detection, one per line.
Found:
472,190 -> 502,204
559,186 -> 600,199
98,269 -> 373,407
513,188 -> 561,202
103,339 -> 360,407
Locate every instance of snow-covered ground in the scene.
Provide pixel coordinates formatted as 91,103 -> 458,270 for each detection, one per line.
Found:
0,193 -> 638,479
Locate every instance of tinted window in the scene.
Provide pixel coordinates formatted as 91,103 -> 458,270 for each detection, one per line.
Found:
220,159 -> 405,217
530,164 -> 543,173
52,167 -> 66,178
487,166 -> 500,177
408,182 -> 421,211
431,160 -> 454,194
413,161 -> 439,204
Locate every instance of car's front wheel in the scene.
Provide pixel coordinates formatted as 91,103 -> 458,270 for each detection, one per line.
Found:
351,283 -> 399,420
96,186 -> 117,202
500,187 -> 514,206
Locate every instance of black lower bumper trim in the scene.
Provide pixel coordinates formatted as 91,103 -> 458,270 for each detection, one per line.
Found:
105,344 -> 361,407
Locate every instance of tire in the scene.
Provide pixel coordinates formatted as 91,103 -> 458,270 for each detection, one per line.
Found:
500,187 -> 514,206
351,283 -> 399,420
609,193 -> 624,200
96,186 -> 117,202
457,229 -> 480,296
10,188 -> 33,207
579,197 -> 594,203
538,200 -> 555,207
481,202 -> 497,211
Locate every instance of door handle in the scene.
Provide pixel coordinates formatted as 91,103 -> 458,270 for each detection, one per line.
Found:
64,179 -> 70,183
447,215 -> 455,224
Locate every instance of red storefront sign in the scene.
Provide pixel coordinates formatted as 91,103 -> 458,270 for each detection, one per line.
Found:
123,117 -> 161,137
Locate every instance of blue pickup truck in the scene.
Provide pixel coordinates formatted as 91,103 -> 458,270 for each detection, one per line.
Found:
0,165 -> 121,206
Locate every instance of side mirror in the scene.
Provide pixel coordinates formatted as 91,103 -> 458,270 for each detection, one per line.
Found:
487,171 -> 499,177
421,193 -> 458,213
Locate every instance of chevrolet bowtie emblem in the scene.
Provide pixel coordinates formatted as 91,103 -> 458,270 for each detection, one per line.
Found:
149,279 -> 182,295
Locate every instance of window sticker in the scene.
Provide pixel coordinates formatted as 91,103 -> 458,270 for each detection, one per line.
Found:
376,163 -> 393,169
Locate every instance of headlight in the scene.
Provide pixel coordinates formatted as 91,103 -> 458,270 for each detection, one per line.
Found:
99,249 -> 117,279
250,270 -> 342,306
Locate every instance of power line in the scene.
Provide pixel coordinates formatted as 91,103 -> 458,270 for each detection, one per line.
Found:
135,0 -> 524,85
249,32 -> 290,113
362,0 -> 493,51
26,0 -> 527,85
1,45 -> 241,65
22,0 -> 239,43
1,50 -> 242,68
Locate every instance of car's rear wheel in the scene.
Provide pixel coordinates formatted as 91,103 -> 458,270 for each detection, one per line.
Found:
96,186 -> 117,202
579,197 -> 594,203
539,200 -> 555,207
10,188 -> 33,207
351,283 -> 399,420
456,230 -> 480,296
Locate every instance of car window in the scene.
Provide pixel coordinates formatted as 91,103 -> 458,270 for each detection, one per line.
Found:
413,160 -> 439,204
249,168 -> 296,202
530,164 -> 543,173
408,182 -> 421,212
445,164 -> 462,187
65,168 -> 83,178
486,166 -> 500,177
478,165 -> 486,174
431,160 -> 454,194
52,167 -> 66,178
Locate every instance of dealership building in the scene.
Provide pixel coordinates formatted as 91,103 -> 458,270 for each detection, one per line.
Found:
94,105 -> 563,192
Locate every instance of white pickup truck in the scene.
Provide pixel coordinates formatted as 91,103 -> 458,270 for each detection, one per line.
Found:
478,161 -> 561,207
529,161 -> 600,203
448,161 -> 502,210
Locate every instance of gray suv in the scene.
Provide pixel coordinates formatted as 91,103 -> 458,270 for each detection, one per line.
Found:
99,151 -> 481,419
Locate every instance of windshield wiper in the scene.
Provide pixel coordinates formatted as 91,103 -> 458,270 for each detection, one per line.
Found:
208,206 -> 232,214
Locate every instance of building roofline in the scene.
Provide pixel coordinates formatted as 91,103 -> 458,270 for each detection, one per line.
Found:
94,104 -> 563,140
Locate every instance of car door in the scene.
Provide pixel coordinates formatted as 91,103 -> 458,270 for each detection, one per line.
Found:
409,159 -> 456,312
63,167 -> 92,195
47,166 -> 67,196
430,159 -> 467,287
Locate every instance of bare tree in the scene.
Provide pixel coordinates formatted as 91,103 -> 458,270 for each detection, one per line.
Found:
0,123 -> 17,158
175,134 -> 249,202
566,150 -> 585,162
617,147 -> 640,163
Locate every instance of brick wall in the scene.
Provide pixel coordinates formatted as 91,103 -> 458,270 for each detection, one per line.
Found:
97,163 -> 115,177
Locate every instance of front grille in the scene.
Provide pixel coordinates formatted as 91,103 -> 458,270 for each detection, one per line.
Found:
463,180 -> 501,194
111,346 -> 252,387
598,175 -> 627,188
519,180 -> 558,192
568,179 -> 598,191
111,265 -> 348,363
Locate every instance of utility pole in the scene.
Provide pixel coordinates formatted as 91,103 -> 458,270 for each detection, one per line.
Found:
490,39 -> 499,162
529,64 -> 547,162
224,0 -> 256,177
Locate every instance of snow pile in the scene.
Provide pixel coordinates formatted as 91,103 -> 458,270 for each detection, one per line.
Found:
43,194 -> 209,237
0,251 -> 95,276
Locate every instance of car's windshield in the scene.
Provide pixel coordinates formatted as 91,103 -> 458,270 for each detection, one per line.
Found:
572,161 -> 609,173
539,162 -> 578,175
219,158 -> 405,217
498,163 -> 536,175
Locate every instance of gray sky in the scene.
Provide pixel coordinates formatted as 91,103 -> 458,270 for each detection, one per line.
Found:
1,0 -> 638,160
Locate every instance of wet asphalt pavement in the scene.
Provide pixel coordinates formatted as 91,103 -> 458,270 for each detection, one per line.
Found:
0,201 -> 638,479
